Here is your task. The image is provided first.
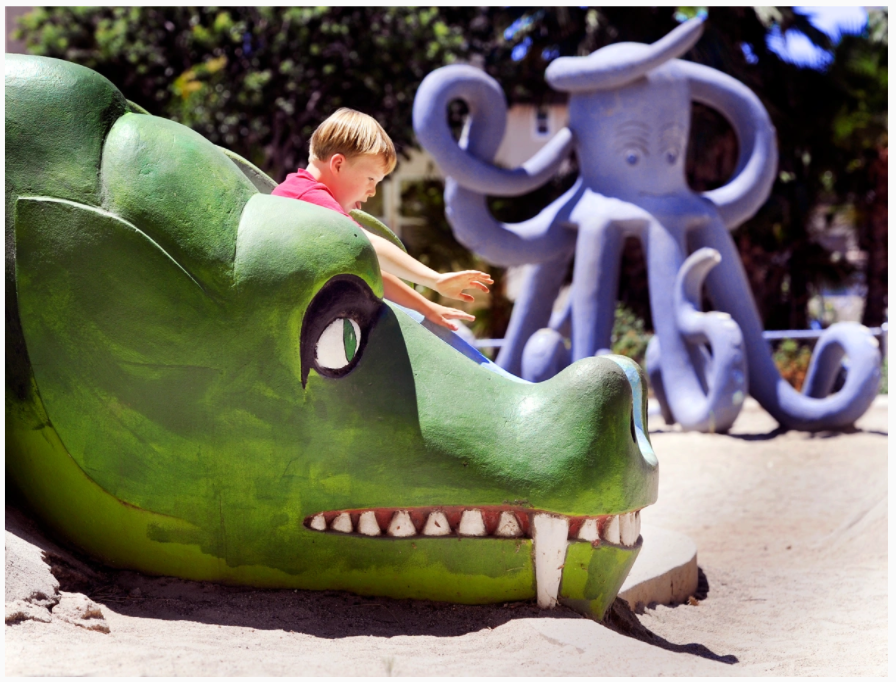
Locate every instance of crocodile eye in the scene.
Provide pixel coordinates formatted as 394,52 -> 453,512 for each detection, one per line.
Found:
316,318 -> 361,369
300,275 -> 382,386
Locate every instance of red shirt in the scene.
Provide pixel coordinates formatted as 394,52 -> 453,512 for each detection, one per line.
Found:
272,169 -> 358,223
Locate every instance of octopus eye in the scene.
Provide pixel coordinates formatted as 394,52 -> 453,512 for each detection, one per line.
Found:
625,150 -> 640,166
666,151 -> 679,164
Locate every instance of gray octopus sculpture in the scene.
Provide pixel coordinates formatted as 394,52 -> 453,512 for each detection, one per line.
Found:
413,17 -> 881,432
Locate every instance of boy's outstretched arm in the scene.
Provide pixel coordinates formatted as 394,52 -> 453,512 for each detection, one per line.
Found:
366,232 -> 493,302
381,272 -> 474,331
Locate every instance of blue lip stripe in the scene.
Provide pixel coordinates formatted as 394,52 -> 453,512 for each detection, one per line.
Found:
603,354 -> 658,467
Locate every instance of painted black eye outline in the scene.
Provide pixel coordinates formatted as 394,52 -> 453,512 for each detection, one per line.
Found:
299,274 -> 382,387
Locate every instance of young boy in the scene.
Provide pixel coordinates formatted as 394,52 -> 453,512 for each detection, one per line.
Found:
272,108 -> 492,330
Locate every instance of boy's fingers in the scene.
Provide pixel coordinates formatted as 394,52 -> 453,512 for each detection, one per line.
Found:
427,313 -> 456,330
471,281 -> 490,292
467,272 -> 493,284
453,270 -> 492,282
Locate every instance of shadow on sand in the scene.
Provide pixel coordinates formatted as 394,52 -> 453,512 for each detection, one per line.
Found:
8,496 -> 738,666
602,566 -> 737,665
54,541 -> 738,665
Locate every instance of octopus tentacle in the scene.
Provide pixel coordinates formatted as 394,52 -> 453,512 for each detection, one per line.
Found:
691,220 -> 881,430
496,246 -> 575,376
413,64 -> 574,197
568,193 -> 629,362
521,328 -> 571,383
646,224 -> 746,432
546,18 -> 705,93
445,178 -> 581,267
645,337 -> 673,425
672,248 -> 747,430
680,60 -> 778,230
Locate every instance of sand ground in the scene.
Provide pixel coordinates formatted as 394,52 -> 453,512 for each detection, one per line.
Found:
4,397 -> 888,676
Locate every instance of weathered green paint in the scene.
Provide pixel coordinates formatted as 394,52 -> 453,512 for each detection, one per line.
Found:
559,540 -> 642,619
6,55 -> 658,620
350,208 -> 407,252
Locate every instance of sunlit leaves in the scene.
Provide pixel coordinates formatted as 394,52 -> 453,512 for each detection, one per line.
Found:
15,7 -> 470,179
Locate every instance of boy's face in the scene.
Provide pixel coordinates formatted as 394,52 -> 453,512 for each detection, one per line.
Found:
329,154 -> 389,213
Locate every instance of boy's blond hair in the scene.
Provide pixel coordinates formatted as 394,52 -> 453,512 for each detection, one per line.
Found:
309,108 -> 397,173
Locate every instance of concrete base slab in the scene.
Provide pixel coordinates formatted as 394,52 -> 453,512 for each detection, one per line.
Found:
618,525 -> 698,611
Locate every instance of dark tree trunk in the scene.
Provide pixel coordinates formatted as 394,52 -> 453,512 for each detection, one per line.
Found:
861,146 -> 888,328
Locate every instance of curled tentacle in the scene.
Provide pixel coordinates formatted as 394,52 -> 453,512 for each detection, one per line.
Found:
692,219 -> 882,430
414,63 -> 579,267
671,248 -> 747,431
647,227 -> 746,432
413,64 -> 574,196
798,322 -> 881,411
679,60 -> 778,230
445,178 -> 581,266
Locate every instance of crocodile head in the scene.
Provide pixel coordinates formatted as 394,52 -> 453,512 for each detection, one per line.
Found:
6,55 -> 658,620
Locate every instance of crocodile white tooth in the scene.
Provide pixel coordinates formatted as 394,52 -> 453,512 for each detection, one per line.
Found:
601,516 -> 620,545
618,513 -> 630,546
387,511 -> 416,537
458,510 -> 486,536
577,518 -> 599,542
331,512 -> 353,533
532,513 -> 569,609
358,511 -> 381,536
495,511 -> 522,538
423,512 -> 452,536
309,514 -> 326,531
620,512 -> 640,546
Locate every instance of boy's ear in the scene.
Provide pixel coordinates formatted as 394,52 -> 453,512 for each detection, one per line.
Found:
329,153 -> 347,174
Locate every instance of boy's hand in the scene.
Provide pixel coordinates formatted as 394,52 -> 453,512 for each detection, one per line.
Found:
433,271 -> 494,302
423,303 -> 475,332
379,270 -> 476,332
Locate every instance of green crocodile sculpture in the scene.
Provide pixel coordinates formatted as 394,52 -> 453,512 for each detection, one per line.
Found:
5,55 -> 658,620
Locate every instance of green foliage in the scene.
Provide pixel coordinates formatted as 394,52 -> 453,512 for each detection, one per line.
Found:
880,356 -> 887,395
771,339 -> 813,390
15,7 -> 468,180
610,304 -> 653,367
